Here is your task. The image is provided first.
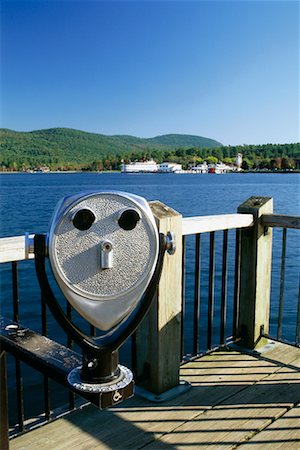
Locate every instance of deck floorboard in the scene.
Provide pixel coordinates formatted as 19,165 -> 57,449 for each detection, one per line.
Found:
10,342 -> 300,450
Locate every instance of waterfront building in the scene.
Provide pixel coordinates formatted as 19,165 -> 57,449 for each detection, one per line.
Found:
191,161 -> 208,173
159,162 -> 182,173
208,162 -> 232,174
236,153 -> 243,170
121,160 -> 158,173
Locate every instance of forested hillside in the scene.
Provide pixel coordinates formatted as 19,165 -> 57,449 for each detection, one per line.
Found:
0,127 -> 299,171
0,128 -> 221,170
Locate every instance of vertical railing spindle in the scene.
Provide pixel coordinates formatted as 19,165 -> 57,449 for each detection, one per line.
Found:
66,302 -> 75,410
12,261 -> 24,432
207,232 -> 215,350
233,229 -> 241,341
277,228 -> 287,340
193,234 -> 201,355
295,280 -> 300,345
0,351 -> 9,450
181,236 -> 186,360
220,230 -> 228,345
41,292 -> 51,420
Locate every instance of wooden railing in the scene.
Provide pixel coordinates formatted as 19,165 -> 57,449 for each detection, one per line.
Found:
0,196 -> 299,435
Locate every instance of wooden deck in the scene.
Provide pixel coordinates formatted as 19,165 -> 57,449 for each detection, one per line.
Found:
11,341 -> 300,449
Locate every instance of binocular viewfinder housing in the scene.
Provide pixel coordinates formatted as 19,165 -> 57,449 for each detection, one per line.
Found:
48,191 -> 159,331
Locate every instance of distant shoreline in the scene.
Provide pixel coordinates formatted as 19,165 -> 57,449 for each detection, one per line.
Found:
0,170 -> 299,175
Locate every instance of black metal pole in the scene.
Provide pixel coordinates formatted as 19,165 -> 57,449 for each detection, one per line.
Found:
233,229 -> 241,341
0,351 -> 9,450
207,232 -> 215,350
181,235 -> 186,360
220,230 -> 228,345
12,261 -> 24,432
193,234 -> 201,355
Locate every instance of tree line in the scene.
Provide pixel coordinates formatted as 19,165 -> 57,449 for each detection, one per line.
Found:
1,141 -> 299,172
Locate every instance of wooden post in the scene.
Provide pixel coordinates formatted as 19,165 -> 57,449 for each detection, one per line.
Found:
135,201 -> 182,395
237,196 -> 273,349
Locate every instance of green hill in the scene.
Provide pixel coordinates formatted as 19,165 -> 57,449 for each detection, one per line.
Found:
0,127 -> 222,169
1,127 -> 298,171
148,134 -> 221,148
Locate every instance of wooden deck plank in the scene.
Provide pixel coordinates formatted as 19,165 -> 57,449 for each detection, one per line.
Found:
145,367 -> 300,449
10,343 -> 300,450
238,404 -> 300,449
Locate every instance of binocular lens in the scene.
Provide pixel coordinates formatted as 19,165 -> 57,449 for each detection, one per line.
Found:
72,209 -> 96,231
118,209 -> 140,231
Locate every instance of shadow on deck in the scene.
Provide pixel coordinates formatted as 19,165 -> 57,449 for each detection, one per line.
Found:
11,341 -> 300,450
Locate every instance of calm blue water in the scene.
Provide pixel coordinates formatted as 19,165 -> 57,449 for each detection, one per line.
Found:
0,172 -> 299,422
0,172 -> 299,236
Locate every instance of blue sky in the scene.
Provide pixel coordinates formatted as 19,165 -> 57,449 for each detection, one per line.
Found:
1,0 -> 299,145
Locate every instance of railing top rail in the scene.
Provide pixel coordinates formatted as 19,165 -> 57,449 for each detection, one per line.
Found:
1,213 -> 299,263
0,235 -> 34,264
182,213 -> 254,236
261,214 -> 300,229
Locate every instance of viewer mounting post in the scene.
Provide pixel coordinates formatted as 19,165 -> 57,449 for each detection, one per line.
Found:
135,201 -> 183,397
237,196 -> 273,349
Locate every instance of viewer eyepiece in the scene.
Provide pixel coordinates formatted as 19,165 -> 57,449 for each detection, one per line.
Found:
118,208 -> 141,231
72,208 -> 95,231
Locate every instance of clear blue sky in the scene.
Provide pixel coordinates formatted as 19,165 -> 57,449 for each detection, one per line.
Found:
1,0 -> 299,145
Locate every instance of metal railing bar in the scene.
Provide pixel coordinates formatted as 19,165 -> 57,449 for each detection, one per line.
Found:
66,302 -> 73,349
0,351 -> 9,449
261,214 -> 300,229
233,229 -> 241,341
12,261 -> 24,433
131,332 -> 137,375
207,232 -> 215,350
193,234 -> 201,355
296,280 -> 300,345
14,359 -> 24,433
41,292 -> 51,421
277,228 -> 287,340
181,236 -> 186,360
66,301 -> 75,410
12,262 -> 19,322
220,230 -> 228,345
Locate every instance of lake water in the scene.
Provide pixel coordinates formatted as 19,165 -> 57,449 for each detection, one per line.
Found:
0,172 -> 299,237
0,172 -> 299,422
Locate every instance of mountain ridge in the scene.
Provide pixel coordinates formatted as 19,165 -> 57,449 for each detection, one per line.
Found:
0,127 -> 223,168
0,127 -> 222,147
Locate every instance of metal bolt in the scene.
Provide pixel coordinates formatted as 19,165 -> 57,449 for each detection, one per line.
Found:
113,391 -> 122,402
87,359 -> 97,369
166,231 -> 176,255
253,198 -> 261,206
5,324 -> 18,331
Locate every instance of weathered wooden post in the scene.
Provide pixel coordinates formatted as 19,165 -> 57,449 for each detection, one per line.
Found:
237,196 -> 273,349
134,201 -> 183,397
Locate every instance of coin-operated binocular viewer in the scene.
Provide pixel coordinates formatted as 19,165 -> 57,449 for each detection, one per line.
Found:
33,191 -> 174,408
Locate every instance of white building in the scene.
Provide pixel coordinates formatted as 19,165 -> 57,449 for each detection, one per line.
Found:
159,162 -> 182,173
236,153 -> 243,170
208,162 -> 232,174
121,160 -> 158,173
191,162 -> 208,173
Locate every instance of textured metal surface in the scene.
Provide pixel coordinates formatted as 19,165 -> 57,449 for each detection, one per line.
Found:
51,193 -> 156,297
47,191 -> 159,330
68,364 -> 133,393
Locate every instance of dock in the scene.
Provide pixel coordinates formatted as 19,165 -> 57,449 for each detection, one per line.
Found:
1,195 -> 300,449
10,342 -> 300,449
